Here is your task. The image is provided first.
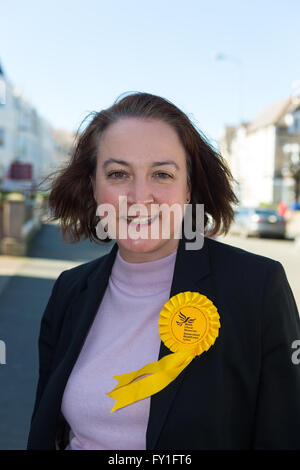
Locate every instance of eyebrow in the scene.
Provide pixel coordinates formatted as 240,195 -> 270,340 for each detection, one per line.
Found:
102,158 -> 179,170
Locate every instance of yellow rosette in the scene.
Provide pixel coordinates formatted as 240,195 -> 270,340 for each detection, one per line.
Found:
106,291 -> 220,412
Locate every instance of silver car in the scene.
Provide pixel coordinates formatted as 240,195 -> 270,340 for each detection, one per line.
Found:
231,207 -> 286,239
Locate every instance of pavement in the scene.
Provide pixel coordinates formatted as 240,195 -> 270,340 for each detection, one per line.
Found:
0,221 -> 114,450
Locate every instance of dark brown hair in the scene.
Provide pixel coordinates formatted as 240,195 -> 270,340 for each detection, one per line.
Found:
44,92 -> 238,243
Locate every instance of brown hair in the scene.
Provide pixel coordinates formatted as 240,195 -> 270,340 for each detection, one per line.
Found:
44,92 -> 238,243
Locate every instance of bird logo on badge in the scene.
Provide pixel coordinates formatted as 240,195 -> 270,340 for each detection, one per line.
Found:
176,312 -> 196,327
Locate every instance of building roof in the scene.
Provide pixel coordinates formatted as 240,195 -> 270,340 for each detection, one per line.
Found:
247,95 -> 300,133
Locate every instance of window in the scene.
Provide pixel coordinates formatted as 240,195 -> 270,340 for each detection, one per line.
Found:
254,209 -> 277,216
292,110 -> 300,134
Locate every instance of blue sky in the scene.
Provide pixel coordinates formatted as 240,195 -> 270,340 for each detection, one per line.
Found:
1,0 -> 299,146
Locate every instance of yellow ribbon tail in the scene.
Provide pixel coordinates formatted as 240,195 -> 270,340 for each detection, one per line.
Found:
106,351 -> 194,412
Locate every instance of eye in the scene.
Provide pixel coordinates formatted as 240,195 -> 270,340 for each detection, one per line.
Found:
107,171 -> 127,179
154,172 -> 173,179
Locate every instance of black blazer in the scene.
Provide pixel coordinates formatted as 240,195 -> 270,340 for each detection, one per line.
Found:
27,233 -> 300,450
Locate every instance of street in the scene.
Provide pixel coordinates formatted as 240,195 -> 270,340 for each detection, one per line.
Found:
0,223 -> 299,449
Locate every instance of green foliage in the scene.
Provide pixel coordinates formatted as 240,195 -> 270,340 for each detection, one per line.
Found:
0,190 -> 24,202
36,191 -> 49,200
5,192 -> 25,202
258,201 -> 277,210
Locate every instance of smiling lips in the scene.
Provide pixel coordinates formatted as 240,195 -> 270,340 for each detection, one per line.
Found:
122,214 -> 159,225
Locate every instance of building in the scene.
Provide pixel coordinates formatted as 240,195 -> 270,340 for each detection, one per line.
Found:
0,59 -> 73,191
220,94 -> 300,207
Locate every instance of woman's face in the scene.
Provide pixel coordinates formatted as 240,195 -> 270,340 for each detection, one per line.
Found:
92,117 -> 191,263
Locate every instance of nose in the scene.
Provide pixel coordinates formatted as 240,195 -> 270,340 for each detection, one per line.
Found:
127,177 -> 154,205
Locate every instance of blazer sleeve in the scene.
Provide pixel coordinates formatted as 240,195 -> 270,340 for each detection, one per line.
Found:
253,261 -> 300,449
29,271 -> 66,426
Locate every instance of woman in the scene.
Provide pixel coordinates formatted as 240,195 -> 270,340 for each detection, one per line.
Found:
27,92 -> 300,450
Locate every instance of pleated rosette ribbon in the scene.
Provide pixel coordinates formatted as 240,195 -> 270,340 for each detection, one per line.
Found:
106,291 -> 221,412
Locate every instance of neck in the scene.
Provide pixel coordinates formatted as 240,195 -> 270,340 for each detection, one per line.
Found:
117,239 -> 180,263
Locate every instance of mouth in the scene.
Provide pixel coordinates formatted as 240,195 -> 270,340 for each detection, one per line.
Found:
123,214 -> 159,226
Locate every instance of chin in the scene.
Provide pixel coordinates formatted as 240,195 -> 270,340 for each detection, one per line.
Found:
118,238 -> 165,254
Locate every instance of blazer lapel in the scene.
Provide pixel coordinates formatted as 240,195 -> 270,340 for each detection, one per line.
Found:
146,233 -> 217,450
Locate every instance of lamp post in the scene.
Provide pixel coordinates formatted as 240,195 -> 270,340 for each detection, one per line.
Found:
213,52 -> 244,125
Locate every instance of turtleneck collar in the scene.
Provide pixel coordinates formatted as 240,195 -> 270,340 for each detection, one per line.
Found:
110,249 -> 177,296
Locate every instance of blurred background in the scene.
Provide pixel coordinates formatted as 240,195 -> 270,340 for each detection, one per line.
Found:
0,0 -> 299,449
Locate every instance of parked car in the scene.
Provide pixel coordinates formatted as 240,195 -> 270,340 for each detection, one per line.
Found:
231,207 -> 286,239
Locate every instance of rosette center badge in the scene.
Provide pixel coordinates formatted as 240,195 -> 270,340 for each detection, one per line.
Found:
172,306 -> 207,343
159,291 -> 220,356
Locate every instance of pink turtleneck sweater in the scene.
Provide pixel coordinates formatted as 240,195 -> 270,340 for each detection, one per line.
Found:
61,248 -> 177,450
